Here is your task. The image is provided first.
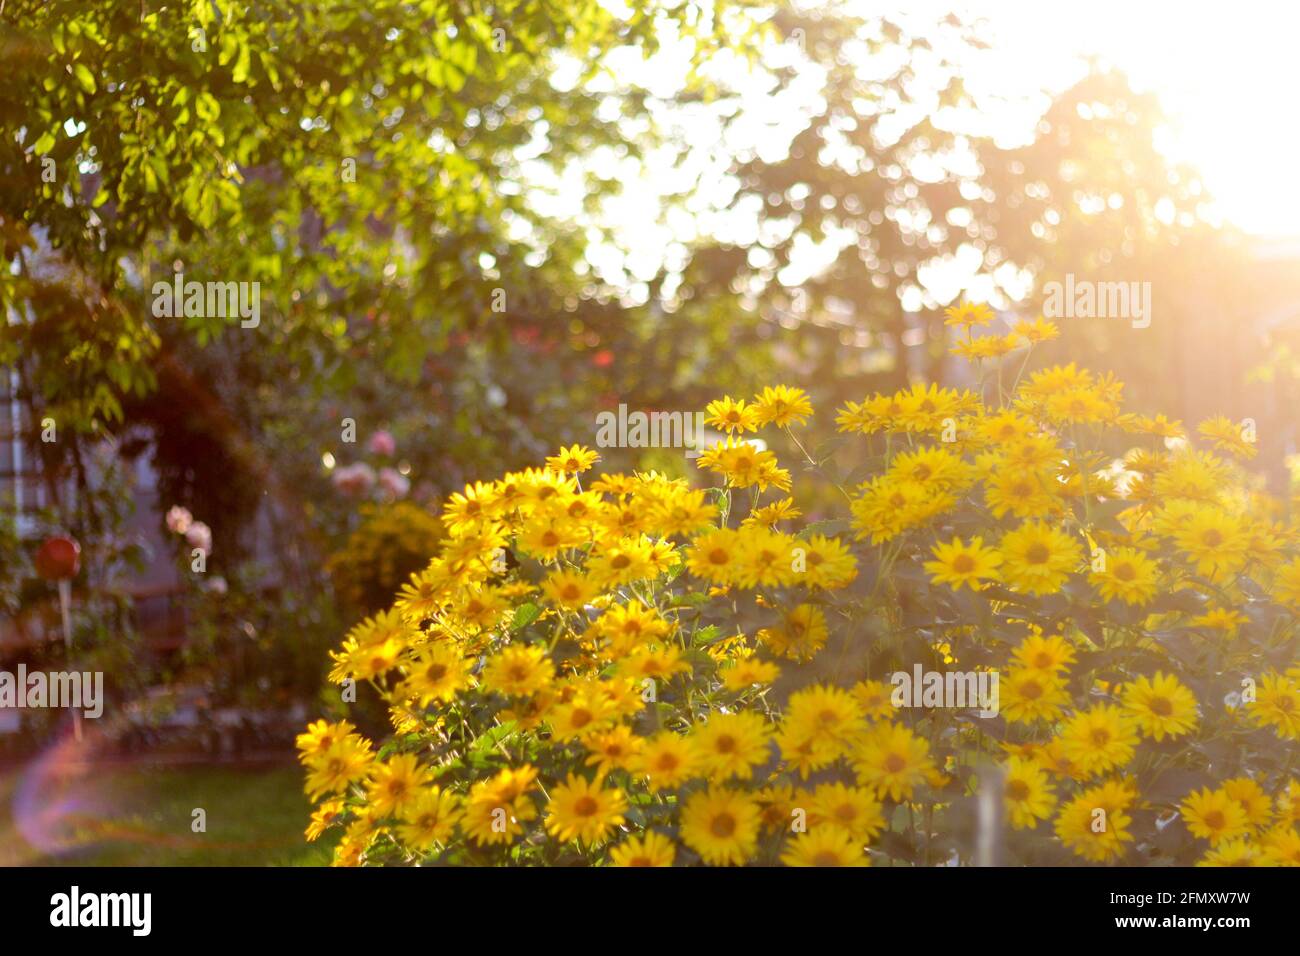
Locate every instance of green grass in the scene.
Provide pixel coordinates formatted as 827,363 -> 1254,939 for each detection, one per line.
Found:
0,761 -> 336,866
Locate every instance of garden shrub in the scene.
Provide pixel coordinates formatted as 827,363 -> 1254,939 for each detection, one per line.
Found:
326,502 -> 447,617
299,309 -> 1300,866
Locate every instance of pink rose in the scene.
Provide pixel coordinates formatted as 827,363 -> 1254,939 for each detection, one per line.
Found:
185,521 -> 212,554
378,467 -> 410,499
332,462 -> 376,497
166,505 -> 193,534
368,430 -> 397,457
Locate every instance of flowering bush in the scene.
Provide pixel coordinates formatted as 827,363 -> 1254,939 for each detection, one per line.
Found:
326,502 -> 447,616
299,309 -> 1300,866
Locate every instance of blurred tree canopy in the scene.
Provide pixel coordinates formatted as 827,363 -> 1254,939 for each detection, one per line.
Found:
0,0 -> 740,551
612,8 -> 1254,422
1,0 -> 729,419
1,0 -> 1276,548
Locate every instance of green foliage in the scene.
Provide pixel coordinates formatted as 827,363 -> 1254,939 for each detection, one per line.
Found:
0,0 -> 724,422
0,511 -> 28,616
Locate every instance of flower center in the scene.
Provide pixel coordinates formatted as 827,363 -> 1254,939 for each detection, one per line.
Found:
1006,780 -> 1031,801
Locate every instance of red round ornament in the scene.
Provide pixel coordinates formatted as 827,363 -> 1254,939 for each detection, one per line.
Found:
34,535 -> 81,580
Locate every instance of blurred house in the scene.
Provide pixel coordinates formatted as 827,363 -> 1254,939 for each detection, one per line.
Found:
1,370 -> 188,750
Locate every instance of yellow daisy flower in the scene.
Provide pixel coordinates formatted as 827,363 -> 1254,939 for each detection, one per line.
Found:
396,786 -> 462,850
1181,787 -> 1252,846
943,300 -> 995,328
544,774 -> 627,845
924,535 -> 1003,590
1054,779 -> 1134,862
704,396 -> 760,434
634,732 -> 701,792
690,710 -> 774,782
751,385 -> 814,427
780,827 -> 869,867
851,723 -> 937,802
1121,672 -> 1198,741
999,521 -> 1084,595
679,786 -> 762,866
1058,705 -> 1139,778
609,830 -> 677,867
1003,757 -> 1057,830
1089,546 -> 1160,605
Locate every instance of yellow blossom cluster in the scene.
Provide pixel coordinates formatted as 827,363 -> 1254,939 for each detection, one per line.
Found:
300,311 -> 1300,867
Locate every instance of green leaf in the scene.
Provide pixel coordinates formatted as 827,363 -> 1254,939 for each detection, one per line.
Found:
511,602 -> 541,630
692,624 -> 722,646
467,721 -> 518,767
798,519 -> 849,539
73,63 -> 96,93
232,43 -> 252,84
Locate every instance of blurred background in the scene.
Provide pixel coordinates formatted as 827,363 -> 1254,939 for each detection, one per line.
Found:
1,0 -> 1298,863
